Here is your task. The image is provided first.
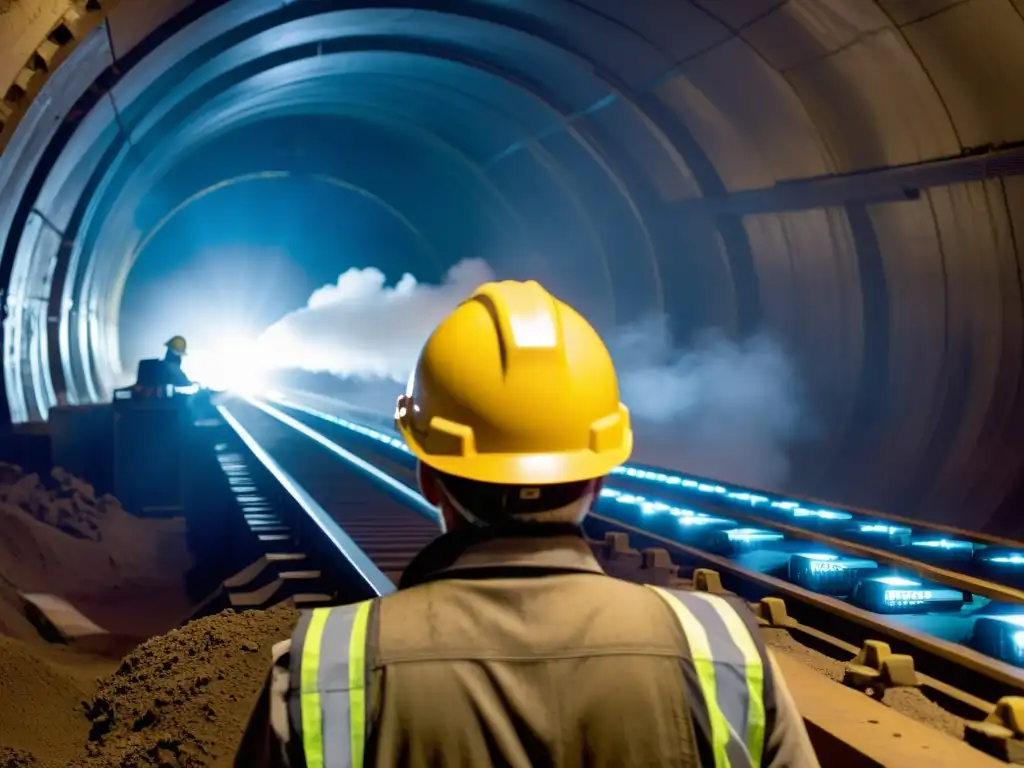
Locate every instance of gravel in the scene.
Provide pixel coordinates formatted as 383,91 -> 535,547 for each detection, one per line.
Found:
763,627 -> 968,738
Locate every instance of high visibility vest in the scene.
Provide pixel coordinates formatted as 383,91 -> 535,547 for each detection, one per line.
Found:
289,587 -> 768,768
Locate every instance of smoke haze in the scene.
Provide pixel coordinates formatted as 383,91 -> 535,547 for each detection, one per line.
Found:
610,317 -> 802,487
258,258 -> 495,380
259,260 -> 804,488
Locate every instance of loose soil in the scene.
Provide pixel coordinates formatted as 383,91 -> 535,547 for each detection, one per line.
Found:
764,627 -> 968,738
0,458 -> 988,764
0,605 -> 297,767
79,604 -> 298,767
0,461 -> 229,766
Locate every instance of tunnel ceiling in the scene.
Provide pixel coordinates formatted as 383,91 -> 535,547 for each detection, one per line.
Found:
2,0 -> 1024,530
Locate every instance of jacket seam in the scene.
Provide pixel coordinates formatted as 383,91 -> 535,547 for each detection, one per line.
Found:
373,647 -> 692,665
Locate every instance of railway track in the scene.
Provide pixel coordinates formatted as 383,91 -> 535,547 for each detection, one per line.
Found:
211,393 -> 1024,731
216,399 -> 437,601
262,393 -> 1024,604
224,399 -> 1024,712
605,471 -> 1024,597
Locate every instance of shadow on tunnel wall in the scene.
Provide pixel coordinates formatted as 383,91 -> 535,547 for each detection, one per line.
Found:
1,0 -> 1024,536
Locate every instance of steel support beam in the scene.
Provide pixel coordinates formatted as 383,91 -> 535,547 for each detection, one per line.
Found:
672,143 -> 1024,216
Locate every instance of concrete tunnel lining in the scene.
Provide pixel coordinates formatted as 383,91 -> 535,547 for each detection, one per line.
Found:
4,0 -> 689,420
2,0 -> 1024,527
0,0 -> 814,428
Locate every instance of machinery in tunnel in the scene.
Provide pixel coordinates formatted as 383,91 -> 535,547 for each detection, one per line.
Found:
2,0 -> 1024,536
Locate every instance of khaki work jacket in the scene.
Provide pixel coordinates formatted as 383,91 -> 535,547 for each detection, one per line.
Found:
236,526 -> 820,767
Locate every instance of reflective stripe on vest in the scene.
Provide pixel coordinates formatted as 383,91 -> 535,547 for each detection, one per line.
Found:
295,600 -> 373,768
647,585 -> 767,768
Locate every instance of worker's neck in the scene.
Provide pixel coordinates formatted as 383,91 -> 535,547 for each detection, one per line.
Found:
440,506 -> 584,539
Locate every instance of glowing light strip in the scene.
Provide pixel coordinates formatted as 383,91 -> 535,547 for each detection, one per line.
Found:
217,404 -> 395,596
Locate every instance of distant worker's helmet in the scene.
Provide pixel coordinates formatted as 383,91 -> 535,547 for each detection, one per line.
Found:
165,336 -> 188,356
396,280 -> 632,485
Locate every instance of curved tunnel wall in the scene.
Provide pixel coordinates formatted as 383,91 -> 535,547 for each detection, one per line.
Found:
1,0 -> 1024,530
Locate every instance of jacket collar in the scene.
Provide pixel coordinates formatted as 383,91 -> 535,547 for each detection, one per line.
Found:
399,522 -> 606,589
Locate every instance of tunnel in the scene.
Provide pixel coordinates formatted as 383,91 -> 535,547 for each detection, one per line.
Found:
1,0 -> 1024,532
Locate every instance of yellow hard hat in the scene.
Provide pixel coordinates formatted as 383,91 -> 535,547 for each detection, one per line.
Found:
396,280 -> 632,485
165,336 -> 187,355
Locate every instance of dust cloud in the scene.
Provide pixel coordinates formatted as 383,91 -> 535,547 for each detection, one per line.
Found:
259,261 -> 803,487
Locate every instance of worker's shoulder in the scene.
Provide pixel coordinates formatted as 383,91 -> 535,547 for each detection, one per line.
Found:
375,574 -> 743,654
380,569 -> 673,610
378,572 -> 755,615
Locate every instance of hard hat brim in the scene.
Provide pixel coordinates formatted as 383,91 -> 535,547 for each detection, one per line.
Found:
397,418 -> 632,485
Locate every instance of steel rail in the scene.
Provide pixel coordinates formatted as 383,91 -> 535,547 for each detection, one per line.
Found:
238,395 -> 1024,712
266,393 -> 1024,605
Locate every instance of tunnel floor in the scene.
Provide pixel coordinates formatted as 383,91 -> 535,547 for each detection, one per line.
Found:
0,405 -> 987,766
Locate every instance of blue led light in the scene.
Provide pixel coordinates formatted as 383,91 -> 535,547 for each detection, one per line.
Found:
853,574 -> 965,614
791,507 -> 853,521
884,588 -> 934,605
863,576 -> 937,606
599,487 -> 733,527
725,528 -> 785,544
869,575 -> 919,587
676,516 -> 734,527
726,492 -> 770,505
859,524 -> 912,535
794,554 -> 873,570
911,539 -> 973,551
988,555 -> 1024,565
811,561 -> 845,574
789,553 -> 878,594
640,500 -> 672,514
796,553 -> 845,573
864,575 -> 961,606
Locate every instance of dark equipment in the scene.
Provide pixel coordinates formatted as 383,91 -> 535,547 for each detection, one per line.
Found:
111,358 -> 197,516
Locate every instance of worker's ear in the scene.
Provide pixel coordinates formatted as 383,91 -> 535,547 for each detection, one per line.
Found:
417,463 -> 443,507
589,477 -> 605,510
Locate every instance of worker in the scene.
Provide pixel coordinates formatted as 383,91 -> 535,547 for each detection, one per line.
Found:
127,336 -> 192,398
235,280 -> 820,767
161,335 -> 192,387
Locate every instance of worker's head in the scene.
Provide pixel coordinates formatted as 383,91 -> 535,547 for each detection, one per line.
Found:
165,336 -> 188,357
396,280 -> 632,533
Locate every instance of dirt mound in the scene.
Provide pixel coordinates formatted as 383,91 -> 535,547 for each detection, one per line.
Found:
0,635 -> 92,762
0,462 -> 194,644
0,460 -> 300,765
81,605 -> 298,767
0,605 -> 298,766
0,465 -> 107,542
0,462 -> 190,609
